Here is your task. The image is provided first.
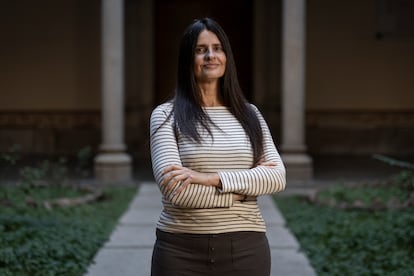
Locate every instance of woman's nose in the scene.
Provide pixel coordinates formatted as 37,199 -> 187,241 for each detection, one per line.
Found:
205,48 -> 216,59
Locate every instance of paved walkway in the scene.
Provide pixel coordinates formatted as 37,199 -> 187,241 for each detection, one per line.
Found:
85,182 -> 316,276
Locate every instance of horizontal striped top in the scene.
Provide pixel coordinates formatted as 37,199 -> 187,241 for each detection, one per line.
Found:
150,102 -> 286,234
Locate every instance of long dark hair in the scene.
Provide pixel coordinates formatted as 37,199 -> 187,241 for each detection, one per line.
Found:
173,17 -> 263,166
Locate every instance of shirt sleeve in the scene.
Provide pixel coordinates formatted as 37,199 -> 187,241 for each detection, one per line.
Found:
150,103 -> 234,209
217,105 -> 286,196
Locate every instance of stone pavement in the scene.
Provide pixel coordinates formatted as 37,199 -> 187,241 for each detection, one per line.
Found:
85,182 -> 316,276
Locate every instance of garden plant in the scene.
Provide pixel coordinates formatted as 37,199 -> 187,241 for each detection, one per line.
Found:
0,146 -> 136,275
276,155 -> 414,276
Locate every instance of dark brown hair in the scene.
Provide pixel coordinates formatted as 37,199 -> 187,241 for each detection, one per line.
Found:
173,18 -> 263,166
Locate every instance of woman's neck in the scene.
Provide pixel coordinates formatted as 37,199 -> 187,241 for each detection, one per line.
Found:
198,81 -> 223,107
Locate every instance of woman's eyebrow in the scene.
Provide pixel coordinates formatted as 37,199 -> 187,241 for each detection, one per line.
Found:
195,43 -> 222,47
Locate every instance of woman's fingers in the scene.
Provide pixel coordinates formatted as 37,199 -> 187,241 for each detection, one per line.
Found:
161,165 -> 194,193
259,161 -> 277,168
161,165 -> 183,186
162,172 -> 187,191
173,177 -> 192,195
162,164 -> 182,175
160,165 -> 213,195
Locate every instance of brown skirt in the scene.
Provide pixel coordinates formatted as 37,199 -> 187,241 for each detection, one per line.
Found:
151,229 -> 271,276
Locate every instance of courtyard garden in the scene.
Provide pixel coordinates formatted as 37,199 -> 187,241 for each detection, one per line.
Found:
1,145 -> 413,275
0,146 -> 136,275
275,155 -> 414,275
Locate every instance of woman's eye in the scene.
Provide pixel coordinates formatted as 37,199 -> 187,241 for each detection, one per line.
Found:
214,46 -> 223,52
195,47 -> 207,54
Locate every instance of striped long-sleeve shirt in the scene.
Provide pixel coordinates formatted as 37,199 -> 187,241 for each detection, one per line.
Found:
150,102 -> 286,234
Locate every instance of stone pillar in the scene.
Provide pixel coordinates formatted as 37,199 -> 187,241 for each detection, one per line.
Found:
94,0 -> 132,184
281,0 -> 313,180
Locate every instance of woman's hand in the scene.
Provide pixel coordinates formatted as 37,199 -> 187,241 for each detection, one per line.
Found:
233,193 -> 245,201
257,160 -> 277,168
161,160 -> 276,197
233,194 -> 258,202
161,165 -> 221,194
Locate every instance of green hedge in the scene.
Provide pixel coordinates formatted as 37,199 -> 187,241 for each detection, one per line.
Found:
0,187 -> 136,276
275,196 -> 414,276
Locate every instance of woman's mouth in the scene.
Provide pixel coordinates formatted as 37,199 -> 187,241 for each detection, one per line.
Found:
203,64 -> 219,69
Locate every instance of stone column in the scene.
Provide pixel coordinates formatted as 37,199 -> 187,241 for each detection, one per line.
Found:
94,0 -> 132,184
281,0 -> 313,180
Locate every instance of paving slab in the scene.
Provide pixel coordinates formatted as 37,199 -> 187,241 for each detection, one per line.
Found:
106,225 -> 156,248
139,182 -> 161,194
258,194 -> 279,209
86,248 -> 152,276
260,206 -> 286,226
119,208 -> 161,225
128,194 -> 163,208
266,225 -> 300,249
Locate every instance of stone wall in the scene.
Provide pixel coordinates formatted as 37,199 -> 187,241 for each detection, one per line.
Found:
0,109 -> 151,161
307,110 -> 414,156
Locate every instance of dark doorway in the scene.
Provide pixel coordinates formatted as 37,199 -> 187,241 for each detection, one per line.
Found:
154,0 -> 253,106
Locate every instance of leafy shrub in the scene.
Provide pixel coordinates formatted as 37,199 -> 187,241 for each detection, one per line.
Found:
316,184 -> 409,206
0,146 -> 136,275
373,154 -> 414,192
0,187 -> 136,275
0,144 -> 21,183
275,196 -> 414,276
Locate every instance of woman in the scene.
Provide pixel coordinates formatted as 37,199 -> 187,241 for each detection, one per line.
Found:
150,18 -> 286,276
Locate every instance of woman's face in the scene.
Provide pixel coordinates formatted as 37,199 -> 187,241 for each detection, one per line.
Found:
193,30 -> 226,83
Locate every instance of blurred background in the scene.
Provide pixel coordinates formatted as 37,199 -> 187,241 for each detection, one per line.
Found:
1,0 -> 413,182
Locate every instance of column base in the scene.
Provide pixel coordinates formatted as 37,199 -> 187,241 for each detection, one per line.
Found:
281,153 -> 313,181
94,152 -> 133,185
